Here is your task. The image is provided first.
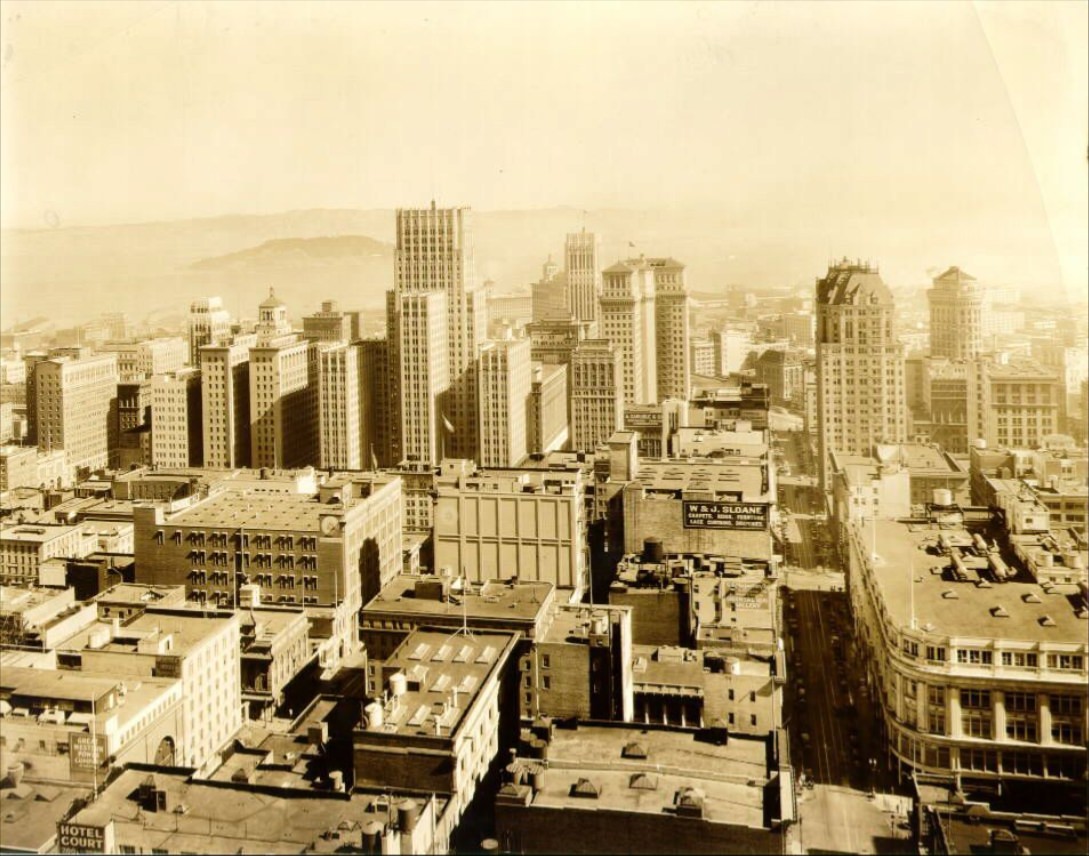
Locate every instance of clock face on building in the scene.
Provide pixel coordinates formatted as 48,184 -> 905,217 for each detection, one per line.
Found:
437,505 -> 457,527
320,515 -> 338,536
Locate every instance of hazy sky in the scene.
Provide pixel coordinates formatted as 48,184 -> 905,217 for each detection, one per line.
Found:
1,0 -> 1086,298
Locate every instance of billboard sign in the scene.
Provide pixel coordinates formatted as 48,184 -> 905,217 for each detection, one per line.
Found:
682,501 -> 769,531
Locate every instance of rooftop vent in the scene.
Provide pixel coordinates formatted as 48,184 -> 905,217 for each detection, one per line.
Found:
1039,615 -> 1056,627
570,778 -> 600,799
942,590 -> 959,600
991,606 -> 1009,618
629,773 -> 657,790
621,742 -> 648,759
1022,593 -> 1042,604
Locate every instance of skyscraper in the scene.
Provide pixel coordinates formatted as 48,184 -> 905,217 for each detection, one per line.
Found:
816,259 -> 907,489
569,339 -> 624,452
200,334 -> 255,468
929,266 -> 986,360
393,204 -> 484,462
565,230 -> 601,324
600,259 -> 657,405
477,338 -> 532,467
317,341 -> 362,470
303,299 -> 353,344
249,290 -> 318,469
649,257 -> 691,402
149,367 -> 203,468
33,351 -> 119,473
188,297 -> 232,366
394,291 -> 449,463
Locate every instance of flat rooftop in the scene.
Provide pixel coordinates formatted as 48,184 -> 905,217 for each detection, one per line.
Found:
1,665 -> 178,730
0,523 -> 80,543
64,768 -> 448,854
0,780 -> 92,853
364,576 -> 553,627
540,604 -> 629,646
365,629 -> 518,739
165,491 -> 328,531
630,459 -> 768,498
93,583 -> 187,607
866,519 -> 1088,644
515,724 -> 769,828
58,608 -> 235,656
0,585 -> 69,615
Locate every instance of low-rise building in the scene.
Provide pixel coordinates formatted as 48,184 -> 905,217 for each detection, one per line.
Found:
58,767 -> 455,855
0,445 -> 70,493
0,585 -> 98,650
0,666 -> 184,784
361,575 -> 555,694
433,465 -> 588,596
1,523 -> 92,585
495,723 -> 789,854
520,603 -> 633,724
54,608 -> 243,775
845,506 -> 1088,797
353,628 -> 520,821
237,602 -> 313,721
133,472 -> 402,665
620,457 -> 775,561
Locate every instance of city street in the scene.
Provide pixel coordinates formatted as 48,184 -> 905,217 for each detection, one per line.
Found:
790,786 -> 913,855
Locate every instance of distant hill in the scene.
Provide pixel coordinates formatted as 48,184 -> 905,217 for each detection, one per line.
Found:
1,205 -> 1056,330
191,235 -> 393,271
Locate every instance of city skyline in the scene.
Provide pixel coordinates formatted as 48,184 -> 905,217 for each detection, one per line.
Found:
1,1 -> 1087,307
0,3 -> 1086,854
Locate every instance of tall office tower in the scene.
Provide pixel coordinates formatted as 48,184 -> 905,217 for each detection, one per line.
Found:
22,352 -> 49,446
649,258 -> 690,401
109,381 -> 150,470
929,266 -> 986,360
712,327 -> 754,377
565,230 -> 601,323
532,256 -> 570,322
149,367 -> 203,467
528,362 -> 570,455
526,318 -> 594,366
569,339 -> 624,451
248,290 -> 318,468
477,338 -> 532,467
303,299 -> 353,343
33,351 -> 119,473
200,334 -> 255,467
358,337 -> 392,468
255,288 -> 292,344
816,259 -> 907,489
600,259 -> 657,405
394,204 -> 484,461
102,338 -> 188,382
249,339 -> 317,469
394,291 -> 449,463
188,297 -> 232,366
317,341 -> 362,470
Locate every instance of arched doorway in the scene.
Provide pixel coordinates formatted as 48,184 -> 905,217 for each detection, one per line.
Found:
154,736 -> 175,766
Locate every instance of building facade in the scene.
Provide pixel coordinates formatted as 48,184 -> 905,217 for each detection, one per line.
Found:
565,230 -> 601,324
394,204 -> 485,461
33,351 -> 119,473
929,266 -> 986,361
569,340 -> 623,452
478,339 -> 532,468
148,368 -> 203,469
200,334 -> 255,468
600,260 -> 658,406
816,260 -> 907,488
317,341 -> 363,470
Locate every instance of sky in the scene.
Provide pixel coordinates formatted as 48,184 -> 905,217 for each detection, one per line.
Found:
1,0 -> 1086,299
